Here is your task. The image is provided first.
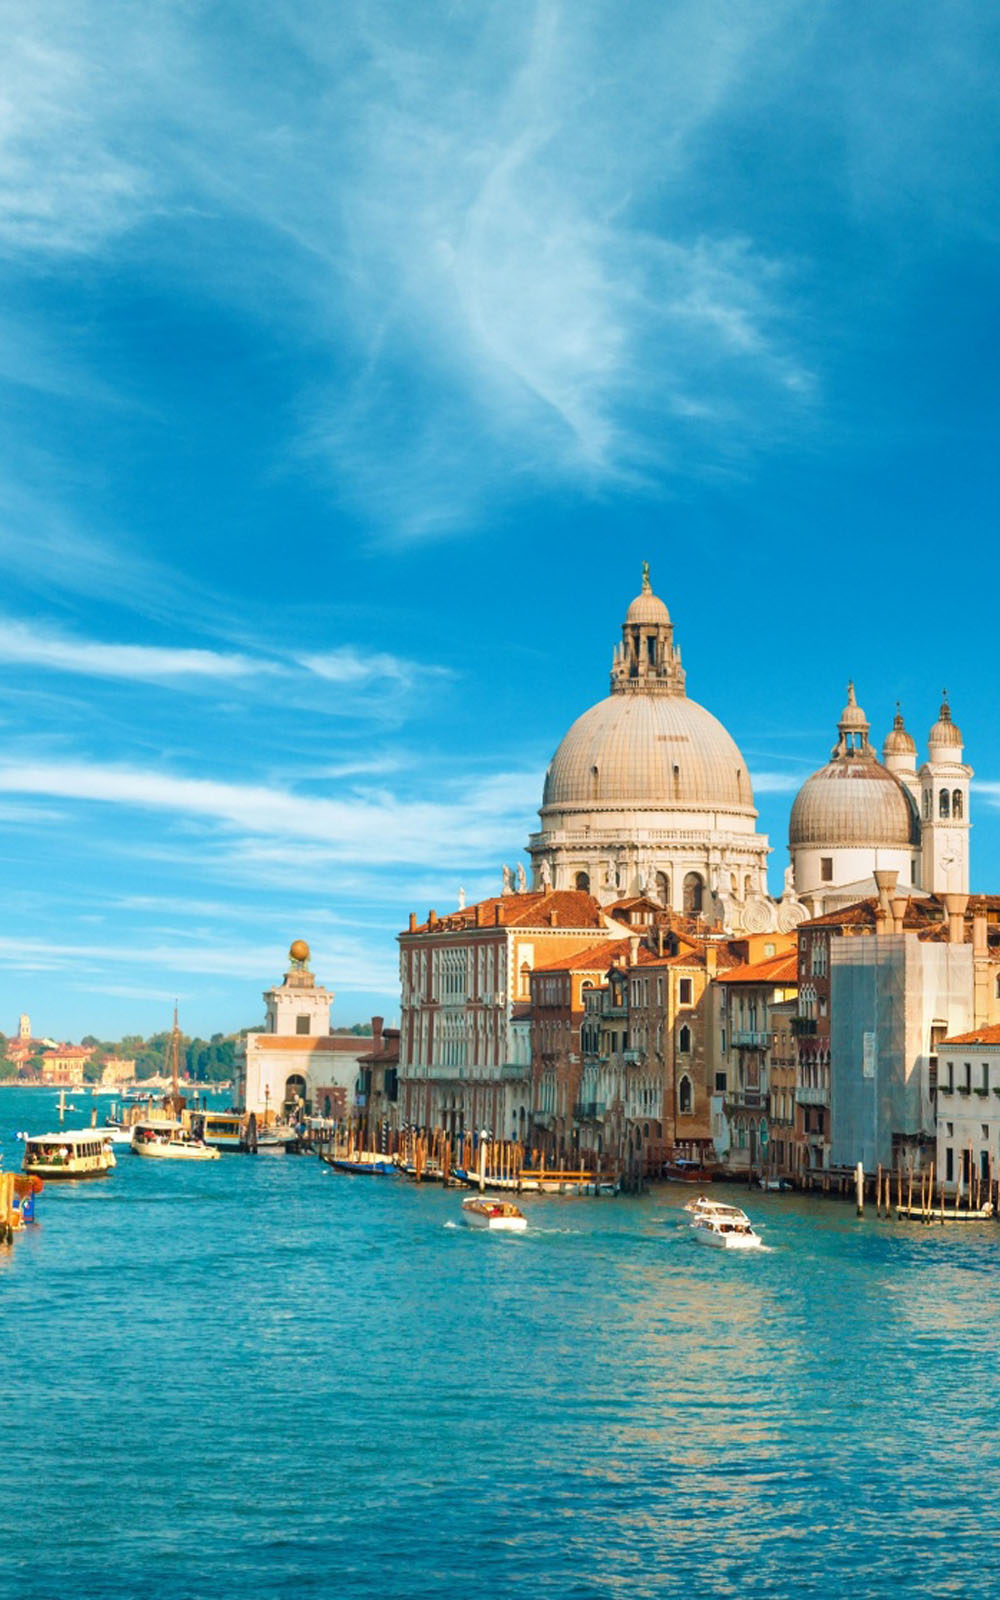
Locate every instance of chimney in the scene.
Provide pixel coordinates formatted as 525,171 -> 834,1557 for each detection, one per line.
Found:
475,903 -> 483,928
657,927 -> 665,957
705,942 -> 717,978
891,896 -> 909,935
428,909 -> 438,929
494,904 -> 503,925
549,911 -> 559,927
371,1016 -> 384,1047
408,912 -> 417,933
629,934 -> 640,965
943,893 -> 969,944
972,899 -> 989,956
873,869 -> 898,925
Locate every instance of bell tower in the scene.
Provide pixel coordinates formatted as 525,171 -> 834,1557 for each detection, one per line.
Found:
919,696 -> 972,894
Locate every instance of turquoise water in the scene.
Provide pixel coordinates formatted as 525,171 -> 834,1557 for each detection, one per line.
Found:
3,1085 -> 1000,1600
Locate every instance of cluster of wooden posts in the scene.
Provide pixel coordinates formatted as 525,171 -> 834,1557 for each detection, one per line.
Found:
858,1152 -> 997,1223
321,1123 -> 617,1189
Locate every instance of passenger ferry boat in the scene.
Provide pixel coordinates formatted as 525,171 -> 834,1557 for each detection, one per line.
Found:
461,1198 -> 528,1232
186,1111 -> 246,1152
22,1131 -> 116,1180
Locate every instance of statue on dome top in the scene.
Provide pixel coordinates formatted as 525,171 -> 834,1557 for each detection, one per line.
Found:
641,559 -> 651,593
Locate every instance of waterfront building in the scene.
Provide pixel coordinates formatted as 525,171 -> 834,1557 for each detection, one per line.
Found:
527,567 -> 806,937
934,1025 -> 1000,1193
790,688 -> 972,913
38,1044 -> 95,1084
795,887 -> 1000,1176
529,939 -> 631,1163
355,1017 -> 400,1137
237,940 -> 369,1118
398,889 -> 630,1139
714,950 -> 798,1173
768,998 -> 800,1176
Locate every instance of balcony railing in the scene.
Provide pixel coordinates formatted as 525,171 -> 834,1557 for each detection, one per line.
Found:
791,1017 -> 818,1037
623,1049 -> 643,1064
573,1101 -> 607,1121
732,1029 -> 772,1049
796,1085 -> 828,1106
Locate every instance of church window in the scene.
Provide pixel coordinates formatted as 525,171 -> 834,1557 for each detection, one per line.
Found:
820,857 -> 833,883
953,790 -> 964,819
647,637 -> 657,666
744,874 -> 752,900
655,871 -> 670,906
575,871 -> 590,893
939,789 -> 950,818
590,766 -> 599,799
678,1075 -> 692,1114
683,872 -> 703,915
678,1025 -> 691,1054
679,978 -> 692,1005
295,1015 -> 311,1035
923,789 -> 931,820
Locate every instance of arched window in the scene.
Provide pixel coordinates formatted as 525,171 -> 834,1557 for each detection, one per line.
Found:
683,872 -> 703,915
939,789 -> 950,818
923,789 -> 931,820
575,871 -> 590,893
655,871 -> 670,907
953,790 -> 964,819
744,874 -> 753,900
590,765 -> 599,800
678,1025 -> 691,1054
519,962 -> 531,998
678,1074 -> 692,1114
284,1073 -> 307,1105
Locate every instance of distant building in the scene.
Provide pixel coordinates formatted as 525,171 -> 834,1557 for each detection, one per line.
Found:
237,940 -> 369,1118
934,1025 -> 1000,1194
38,1045 -> 95,1085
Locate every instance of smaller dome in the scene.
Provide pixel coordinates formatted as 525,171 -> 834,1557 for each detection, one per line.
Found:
790,763 -> 918,848
883,705 -> 916,758
929,695 -> 962,748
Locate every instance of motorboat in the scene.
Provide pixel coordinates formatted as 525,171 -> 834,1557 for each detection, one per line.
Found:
22,1131 -> 116,1180
461,1198 -> 528,1232
662,1157 -> 719,1183
689,1209 -> 763,1250
130,1123 -> 220,1161
683,1195 -> 751,1223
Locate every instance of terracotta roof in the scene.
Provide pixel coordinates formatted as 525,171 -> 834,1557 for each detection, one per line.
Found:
716,952 -> 799,986
939,1025 -> 1000,1048
532,940 -> 630,975
801,896 -> 943,931
404,890 -> 612,936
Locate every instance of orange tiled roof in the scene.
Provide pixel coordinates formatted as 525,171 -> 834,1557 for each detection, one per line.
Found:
532,940 -> 631,974
717,952 -> 799,986
405,889 -> 612,936
939,1024 -> 1000,1047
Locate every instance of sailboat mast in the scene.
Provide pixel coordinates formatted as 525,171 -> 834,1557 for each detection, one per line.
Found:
171,1001 -> 180,1101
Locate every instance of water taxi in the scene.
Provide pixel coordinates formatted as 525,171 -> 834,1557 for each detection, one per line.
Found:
683,1195 -> 751,1223
688,1201 -> 762,1250
22,1131 -> 116,1180
187,1111 -> 246,1152
461,1198 -> 528,1232
131,1123 -> 220,1161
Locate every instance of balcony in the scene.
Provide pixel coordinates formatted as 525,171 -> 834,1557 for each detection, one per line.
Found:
796,1085 -> 828,1106
623,1049 -> 644,1064
791,1017 -> 817,1037
732,1029 -> 772,1049
573,1101 -> 607,1121
500,1062 -> 530,1081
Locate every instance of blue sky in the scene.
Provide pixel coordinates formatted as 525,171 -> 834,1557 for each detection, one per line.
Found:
2,1 -> 999,1041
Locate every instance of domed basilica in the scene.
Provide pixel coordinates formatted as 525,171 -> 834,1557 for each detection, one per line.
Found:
525,569 -> 973,928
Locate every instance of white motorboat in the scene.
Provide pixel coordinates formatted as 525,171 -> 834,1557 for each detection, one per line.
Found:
131,1123 -> 220,1161
461,1198 -> 527,1232
683,1195 -> 751,1223
689,1210 -> 762,1250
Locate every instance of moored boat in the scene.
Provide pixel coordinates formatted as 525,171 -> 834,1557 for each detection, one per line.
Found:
22,1131 -> 116,1180
663,1158 -> 718,1183
324,1154 -> 396,1175
461,1198 -> 528,1232
683,1195 -> 751,1223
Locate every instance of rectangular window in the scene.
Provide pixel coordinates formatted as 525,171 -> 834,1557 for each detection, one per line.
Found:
946,1147 -> 954,1182
679,978 -> 692,1005
295,1015 -> 311,1035
715,1072 -> 727,1092
982,1064 -> 990,1093
821,857 -> 833,883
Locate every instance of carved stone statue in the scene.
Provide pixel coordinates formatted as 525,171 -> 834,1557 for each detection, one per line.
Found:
516,862 -> 527,893
539,859 -> 552,890
501,864 -> 512,895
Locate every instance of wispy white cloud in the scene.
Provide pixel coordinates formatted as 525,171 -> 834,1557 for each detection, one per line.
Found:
750,770 -> 809,794
0,618 -> 276,683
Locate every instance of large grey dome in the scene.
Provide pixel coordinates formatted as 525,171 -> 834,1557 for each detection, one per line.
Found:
542,692 -> 755,812
789,758 -> 918,847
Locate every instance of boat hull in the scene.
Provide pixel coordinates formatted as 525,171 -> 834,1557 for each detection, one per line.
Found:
461,1200 -> 527,1232
132,1141 -> 220,1161
690,1222 -> 762,1250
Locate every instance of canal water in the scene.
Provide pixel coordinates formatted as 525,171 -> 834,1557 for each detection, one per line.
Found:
3,1084 -> 1000,1600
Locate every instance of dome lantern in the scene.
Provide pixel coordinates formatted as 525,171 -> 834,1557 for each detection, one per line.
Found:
611,563 -> 685,696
